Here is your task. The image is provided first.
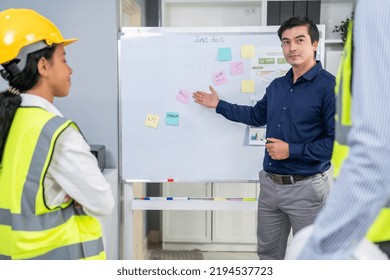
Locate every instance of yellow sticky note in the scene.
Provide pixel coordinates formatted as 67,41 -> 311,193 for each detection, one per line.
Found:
241,45 -> 255,58
145,113 -> 160,128
241,80 -> 255,93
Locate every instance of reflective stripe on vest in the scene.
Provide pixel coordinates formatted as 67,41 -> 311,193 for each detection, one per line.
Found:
331,21 -> 390,243
0,107 -> 105,259
332,20 -> 353,179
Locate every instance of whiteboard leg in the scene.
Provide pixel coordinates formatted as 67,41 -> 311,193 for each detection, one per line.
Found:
121,182 -> 133,259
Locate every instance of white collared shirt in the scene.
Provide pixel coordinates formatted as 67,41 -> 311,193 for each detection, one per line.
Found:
21,94 -> 114,217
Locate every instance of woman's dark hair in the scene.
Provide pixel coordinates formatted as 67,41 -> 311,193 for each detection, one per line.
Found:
0,45 -> 56,161
277,16 -> 319,58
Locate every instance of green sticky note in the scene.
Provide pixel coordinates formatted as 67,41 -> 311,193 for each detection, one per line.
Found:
218,47 -> 232,61
259,58 -> 275,64
243,198 -> 257,202
166,112 -> 179,126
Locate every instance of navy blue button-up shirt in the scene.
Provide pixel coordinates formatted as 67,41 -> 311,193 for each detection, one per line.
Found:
216,61 -> 335,176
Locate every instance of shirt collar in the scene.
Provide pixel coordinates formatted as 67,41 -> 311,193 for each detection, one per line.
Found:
286,60 -> 323,83
20,93 -> 64,117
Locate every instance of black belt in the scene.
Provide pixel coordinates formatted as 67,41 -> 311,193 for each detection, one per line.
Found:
266,172 -> 323,185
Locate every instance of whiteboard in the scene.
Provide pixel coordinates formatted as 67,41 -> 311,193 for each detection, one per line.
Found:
119,26 -> 325,182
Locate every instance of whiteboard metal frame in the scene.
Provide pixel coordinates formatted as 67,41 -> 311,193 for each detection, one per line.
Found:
118,25 -> 325,183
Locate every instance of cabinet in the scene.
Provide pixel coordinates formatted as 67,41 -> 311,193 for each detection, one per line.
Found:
98,169 -> 119,260
163,183 -> 212,245
162,182 -> 259,251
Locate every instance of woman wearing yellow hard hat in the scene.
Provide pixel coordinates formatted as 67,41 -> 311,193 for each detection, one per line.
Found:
0,9 -> 114,260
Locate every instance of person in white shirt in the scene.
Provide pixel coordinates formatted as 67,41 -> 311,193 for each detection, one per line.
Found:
0,8 -> 114,259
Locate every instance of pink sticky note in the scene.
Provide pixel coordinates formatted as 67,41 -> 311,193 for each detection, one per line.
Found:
230,61 -> 244,76
176,89 -> 190,104
212,71 -> 227,86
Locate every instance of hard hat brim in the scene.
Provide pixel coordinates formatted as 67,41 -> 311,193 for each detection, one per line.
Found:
63,38 -> 78,46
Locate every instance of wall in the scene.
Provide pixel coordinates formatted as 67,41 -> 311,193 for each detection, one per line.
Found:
0,0 -> 119,168
160,0 -> 356,80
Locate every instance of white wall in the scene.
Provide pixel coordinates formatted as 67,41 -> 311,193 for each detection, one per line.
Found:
160,0 -> 355,78
0,0 -> 119,168
162,1 -> 263,27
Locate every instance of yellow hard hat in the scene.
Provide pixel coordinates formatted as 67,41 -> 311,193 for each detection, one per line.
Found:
0,8 -> 77,65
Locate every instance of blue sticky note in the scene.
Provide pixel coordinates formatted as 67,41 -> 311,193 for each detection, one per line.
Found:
218,47 -> 232,61
166,112 -> 179,126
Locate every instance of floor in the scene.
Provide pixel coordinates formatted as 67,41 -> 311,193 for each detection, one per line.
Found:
146,242 -> 258,260
203,251 -> 258,260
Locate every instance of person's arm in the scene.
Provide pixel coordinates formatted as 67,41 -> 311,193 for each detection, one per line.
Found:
193,85 -> 267,126
47,126 -> 115,217
299,0 -> 390,259
192,85 -> 220,108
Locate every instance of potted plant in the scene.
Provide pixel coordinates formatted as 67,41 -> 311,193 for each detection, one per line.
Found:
333,12 -> 354,46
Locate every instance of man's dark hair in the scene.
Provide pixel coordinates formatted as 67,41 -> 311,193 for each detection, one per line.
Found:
277,16 -> 319,44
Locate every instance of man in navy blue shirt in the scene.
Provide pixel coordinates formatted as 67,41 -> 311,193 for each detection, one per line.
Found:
193,16 -> 335,260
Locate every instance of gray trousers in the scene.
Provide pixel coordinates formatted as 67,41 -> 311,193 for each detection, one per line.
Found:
257,170 -> 330,260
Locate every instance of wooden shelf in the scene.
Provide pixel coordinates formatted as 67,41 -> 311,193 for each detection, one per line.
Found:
325,39 -> 343,44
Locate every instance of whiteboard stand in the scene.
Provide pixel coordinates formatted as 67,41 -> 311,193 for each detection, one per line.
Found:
121,181 -> 258,259
131,198 -> 257,210
119,25 -> 326,260
121,182 -> 134,260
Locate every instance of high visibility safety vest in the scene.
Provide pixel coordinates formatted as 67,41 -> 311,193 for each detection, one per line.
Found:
332,21 -> 390,243
0,107 -> 106,259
